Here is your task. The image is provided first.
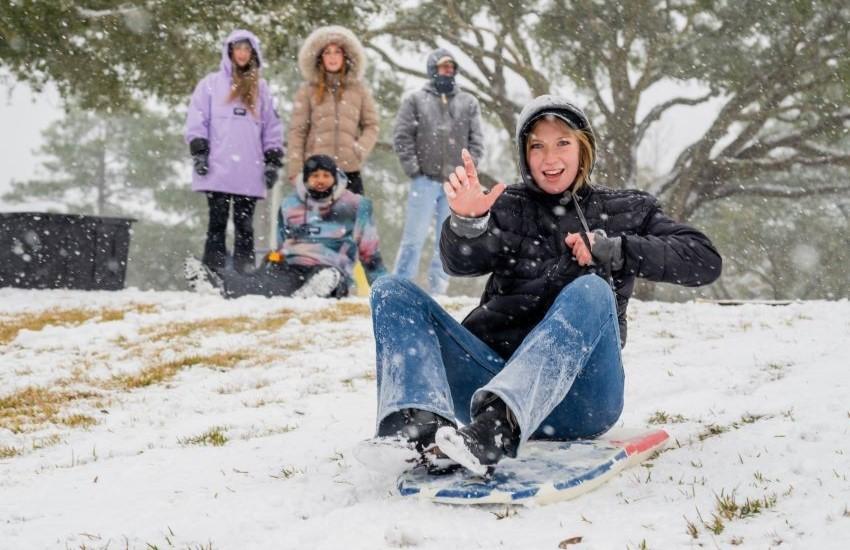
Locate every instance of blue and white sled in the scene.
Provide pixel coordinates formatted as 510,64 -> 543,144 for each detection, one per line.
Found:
397,428 -> 669,505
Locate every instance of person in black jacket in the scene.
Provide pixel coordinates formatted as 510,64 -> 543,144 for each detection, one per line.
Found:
369,95 -> 722,475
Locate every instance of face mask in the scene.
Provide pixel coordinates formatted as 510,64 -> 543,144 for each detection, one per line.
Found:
307,185 -> 335,200
434,74 -> 455,94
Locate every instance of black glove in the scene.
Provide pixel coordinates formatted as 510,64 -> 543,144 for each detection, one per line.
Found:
263,148 -> 284,189
264,165 -> 279,189
189,138 -> 210,176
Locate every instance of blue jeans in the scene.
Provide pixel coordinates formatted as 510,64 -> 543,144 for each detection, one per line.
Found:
371,275 -> 624,445
393,175 -> 450,295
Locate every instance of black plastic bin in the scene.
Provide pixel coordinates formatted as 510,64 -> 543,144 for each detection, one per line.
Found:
0,212 -> 135,291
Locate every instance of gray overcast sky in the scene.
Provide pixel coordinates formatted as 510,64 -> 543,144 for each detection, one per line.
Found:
0,80 -> 62,198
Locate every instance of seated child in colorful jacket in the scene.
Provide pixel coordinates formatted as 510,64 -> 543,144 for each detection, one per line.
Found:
186,154 -> 387,298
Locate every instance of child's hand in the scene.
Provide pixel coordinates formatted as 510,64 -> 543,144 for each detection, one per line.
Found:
565,232 -> 596,266
443,149 -> 506,218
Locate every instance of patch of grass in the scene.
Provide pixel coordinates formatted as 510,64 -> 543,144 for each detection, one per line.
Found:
698,423 -> 728,440
179,426 -> 229,447
0,445 -> 21,458
114,351 -> 252,389
271,465 -> 304,479
142,307 -> 303,341
32,433 -> 61,449
762,361 -> 789,381
737,413 -> 765,425
0,304 -> 157,344
0,386 -> 101,433
492,504 -> 519,520
140,310 -> 318,355
142,316 -> 256,341
715,490 -> 739,520
101,303 -> 158,320
237,424 -> 297,440
647,410 -> 687,424
302,302 -> 370,323
259,309 -> 298,331
340,370 -> 377,388
241,397 -> 286,408
696,413 -> 771,442
684,515 -> 699,539
739,494 -> 777,518
694,490 -> 779,536
703,514 -> 725,535
59,414 -> 97,429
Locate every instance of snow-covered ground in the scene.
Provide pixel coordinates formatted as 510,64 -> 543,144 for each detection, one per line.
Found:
1,288 -> 848,549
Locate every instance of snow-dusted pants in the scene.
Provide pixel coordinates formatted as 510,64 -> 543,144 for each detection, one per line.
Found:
203,192 -> 257,273
371,274 -> 624,444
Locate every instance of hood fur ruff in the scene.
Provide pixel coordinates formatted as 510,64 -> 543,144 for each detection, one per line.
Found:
298,25 -> 367,82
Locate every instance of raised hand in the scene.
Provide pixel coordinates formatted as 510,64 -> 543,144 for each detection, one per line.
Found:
443,149 -> 506,217
565,232 -> 596,266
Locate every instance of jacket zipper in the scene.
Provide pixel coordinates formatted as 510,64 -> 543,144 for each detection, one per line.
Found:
439,93 -> 449,178
333,90 -> 340,163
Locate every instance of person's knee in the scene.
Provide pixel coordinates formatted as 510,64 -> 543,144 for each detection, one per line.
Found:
572,273 -> 610,294
556,274 -> 614,311
370,275 -> 421,306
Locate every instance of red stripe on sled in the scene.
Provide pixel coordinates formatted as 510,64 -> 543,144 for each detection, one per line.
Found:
610,430 -> 669,456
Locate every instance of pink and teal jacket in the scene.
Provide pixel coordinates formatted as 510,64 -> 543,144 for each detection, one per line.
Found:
277,177 -> 387,286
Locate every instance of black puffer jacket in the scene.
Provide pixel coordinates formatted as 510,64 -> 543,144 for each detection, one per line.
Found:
441,184 -> 721,358
439,96 -> 722,360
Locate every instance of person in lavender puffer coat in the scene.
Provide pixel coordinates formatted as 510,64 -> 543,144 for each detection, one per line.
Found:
185,29 -> 284,273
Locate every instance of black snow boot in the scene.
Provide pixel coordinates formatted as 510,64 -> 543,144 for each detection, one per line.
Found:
435,397 -> 520,476
378,408 -> 456,452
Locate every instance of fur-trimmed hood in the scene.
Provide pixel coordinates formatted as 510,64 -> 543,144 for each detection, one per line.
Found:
294,170 -> 349,205
297,25 -> 367,82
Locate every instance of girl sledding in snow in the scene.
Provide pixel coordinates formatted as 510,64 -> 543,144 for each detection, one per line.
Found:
185,29 -> 284,274
186,154 -> 387,299
370,95 -> 722,475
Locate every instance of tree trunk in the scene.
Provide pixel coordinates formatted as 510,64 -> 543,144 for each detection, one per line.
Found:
96,128 -> 106,216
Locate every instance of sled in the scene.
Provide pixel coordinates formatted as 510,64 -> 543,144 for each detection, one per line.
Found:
397,428 -> 669,505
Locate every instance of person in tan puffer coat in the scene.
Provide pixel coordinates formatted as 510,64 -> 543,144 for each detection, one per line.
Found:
287,25 -> 379,195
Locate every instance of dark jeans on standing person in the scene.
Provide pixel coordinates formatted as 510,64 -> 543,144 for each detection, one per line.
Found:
345,171 -> 363,195
371,274 -> 624,444
203,191 -> 257,273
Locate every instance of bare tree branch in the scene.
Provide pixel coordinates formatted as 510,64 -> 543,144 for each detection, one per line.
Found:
635,92 -> 715,144
706,182 -> 850,203
581,63 -> 612,120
